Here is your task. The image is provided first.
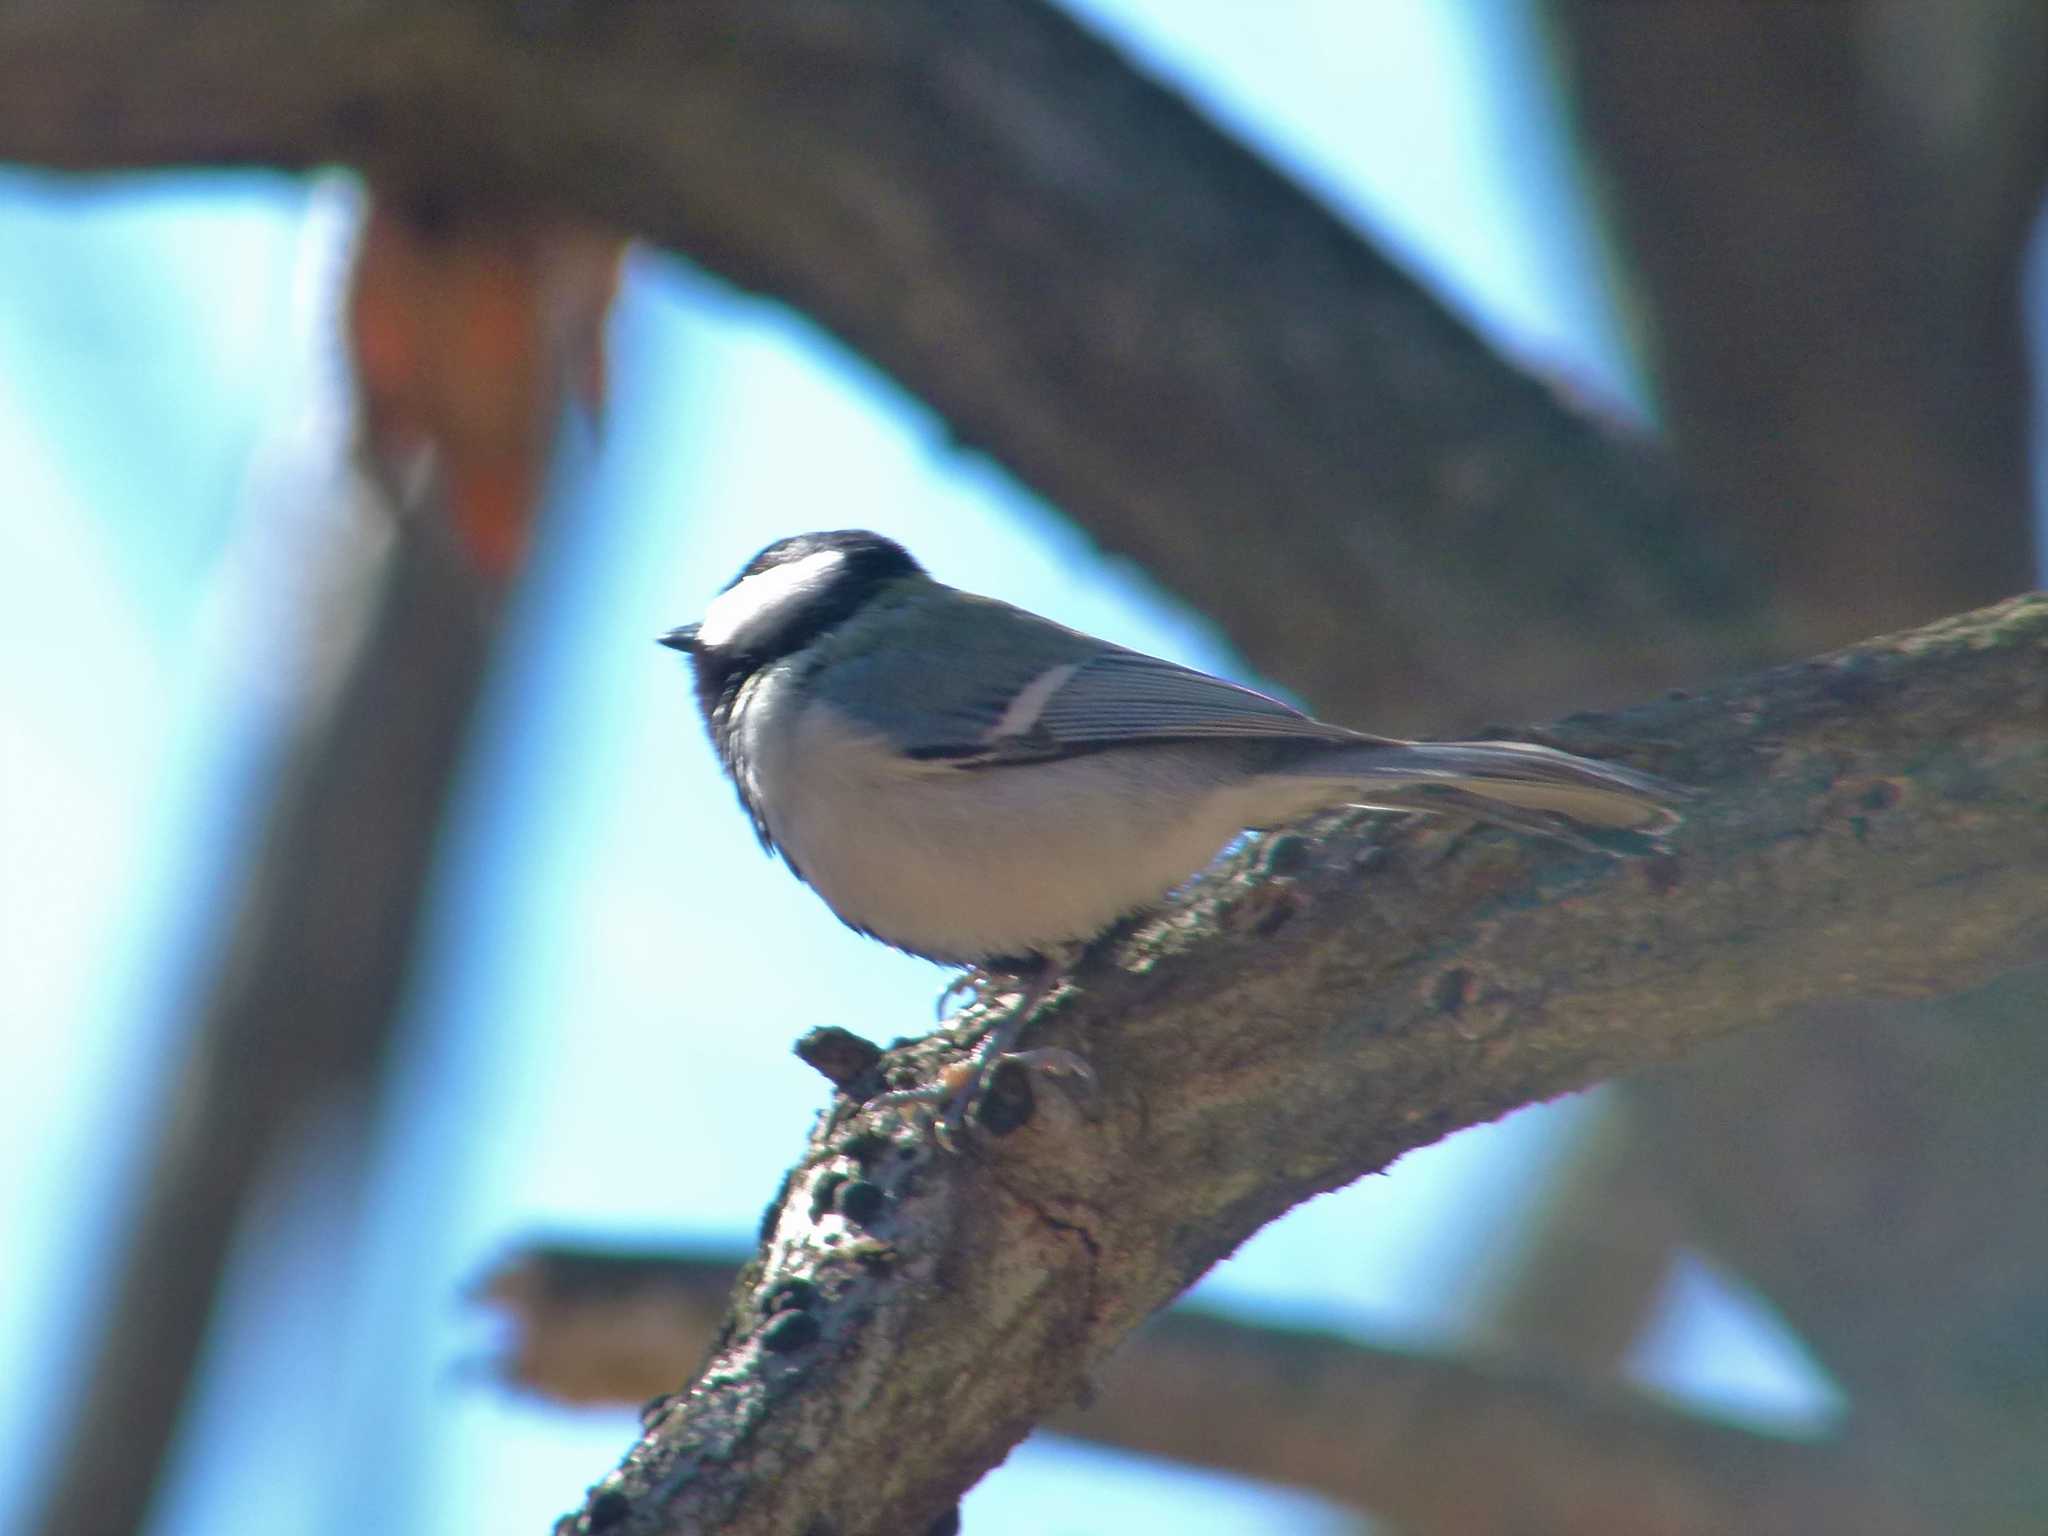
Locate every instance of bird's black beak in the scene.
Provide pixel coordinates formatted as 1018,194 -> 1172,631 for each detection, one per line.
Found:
659,624 -> 701,654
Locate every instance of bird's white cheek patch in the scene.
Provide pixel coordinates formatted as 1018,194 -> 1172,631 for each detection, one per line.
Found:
696,549 -> 848,653
984,661 -> 1081,741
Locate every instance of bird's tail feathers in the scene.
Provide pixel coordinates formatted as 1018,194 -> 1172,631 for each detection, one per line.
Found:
1287,739 -> 1689,850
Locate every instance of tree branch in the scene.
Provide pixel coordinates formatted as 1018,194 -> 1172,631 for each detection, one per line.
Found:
1468,1101 -> 1684,1376
479,1243 -> 1932,1535
1533,15 -> 2048,1518
0,0 -> 1771,729
1077,1312 -> 1927,1536
1545,0 -> 2044,646
552,595 -> 2046,1535
1622,970 -> 2048,1527
7,5 -> 2044,1527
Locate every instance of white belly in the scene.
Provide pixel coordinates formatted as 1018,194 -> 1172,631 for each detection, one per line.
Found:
735,677 -> 1264,963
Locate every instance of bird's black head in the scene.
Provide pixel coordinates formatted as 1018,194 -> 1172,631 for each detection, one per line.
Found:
660,530 -> 924,722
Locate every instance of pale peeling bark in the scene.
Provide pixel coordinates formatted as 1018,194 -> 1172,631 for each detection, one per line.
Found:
558,595 -> 2047,1535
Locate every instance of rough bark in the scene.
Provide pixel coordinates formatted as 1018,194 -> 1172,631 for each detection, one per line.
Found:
552,595 -> 2048,1535
0,0 -> 1772,732
478,1244 -> 1931,1536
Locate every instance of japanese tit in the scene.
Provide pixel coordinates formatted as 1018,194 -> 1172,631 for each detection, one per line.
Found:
661,530 -> 1684,971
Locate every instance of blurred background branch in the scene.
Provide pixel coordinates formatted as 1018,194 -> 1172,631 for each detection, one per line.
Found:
27,487 -> 494,1536
1547,0 -> 2046,647
0,0 -> 1770,730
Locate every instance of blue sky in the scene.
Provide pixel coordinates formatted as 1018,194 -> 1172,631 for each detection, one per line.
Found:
0,4 -> 1853,1533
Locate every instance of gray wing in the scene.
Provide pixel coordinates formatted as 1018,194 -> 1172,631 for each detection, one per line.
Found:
812,588 -> 1363,763
1005,648 -> 1358,755
887,645 -> 1356,767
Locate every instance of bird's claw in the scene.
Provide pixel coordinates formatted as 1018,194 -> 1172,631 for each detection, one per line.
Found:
904,952 -> 1093,1146
934,971 -> 984,1020
922,1045 -> 1099,1150
933,966 -> 1031,1022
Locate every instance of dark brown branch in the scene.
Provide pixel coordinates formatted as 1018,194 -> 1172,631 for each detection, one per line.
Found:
5,5 -> 2042,1526
1077,1312 -> 1927,1536
1545,0 -> 2044,648
1468,1103 -> 1684,1376
479,1243 -> 1930,1535
478,1245 -> 739,1410
1534,15 -> 2048,1520
0,0 -> 1771,730
553,595 -> 2047,1535
1623,972 -> 2048,1528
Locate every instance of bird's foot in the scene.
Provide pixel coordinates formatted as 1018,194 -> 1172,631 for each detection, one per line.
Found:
893,953 -> 1097,1148
925,1043 -> 1099,1153
933,969 -> 998,1021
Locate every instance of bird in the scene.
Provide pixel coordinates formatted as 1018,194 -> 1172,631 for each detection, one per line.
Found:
662,529 -> 1686,1139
